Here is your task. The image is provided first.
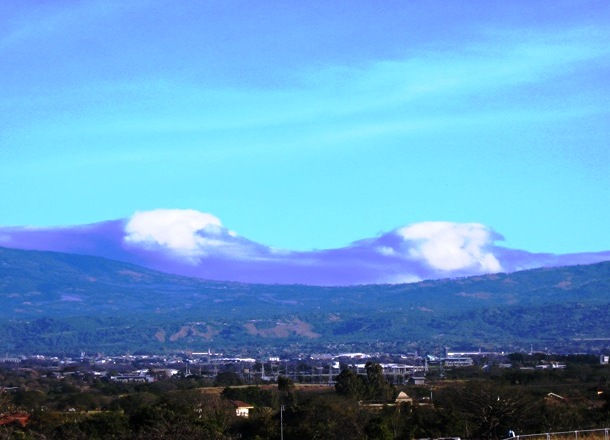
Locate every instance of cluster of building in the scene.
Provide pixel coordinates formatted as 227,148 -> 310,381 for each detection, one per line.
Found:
0,349 -> 492,386
2,349 -> 608,387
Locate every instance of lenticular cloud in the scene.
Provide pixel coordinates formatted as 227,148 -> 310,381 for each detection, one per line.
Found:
125,209 -> 223,255
0,209 -> 608,285
397,221 -> 502,272
123,209 -> 266,263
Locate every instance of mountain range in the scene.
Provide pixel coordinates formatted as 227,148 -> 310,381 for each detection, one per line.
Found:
1,209 -> 609,285
1,246 -> 608,354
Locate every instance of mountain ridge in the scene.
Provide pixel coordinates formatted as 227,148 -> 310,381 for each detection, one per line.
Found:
1,246 -> 608,354
2,211 -> 609,285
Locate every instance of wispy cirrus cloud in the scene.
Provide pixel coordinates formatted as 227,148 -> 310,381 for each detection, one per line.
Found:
2,2 -> 609,257
0,1 -> 148,51
5,24 -> 608,147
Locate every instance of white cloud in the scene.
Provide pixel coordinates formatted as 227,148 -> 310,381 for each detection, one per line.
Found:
376,246 -> 397,256
124,209 -> 223,257
121,211 -> 504,276
383,274 -> 422,284
122,209 -> 277,262
397,221 -> 502,272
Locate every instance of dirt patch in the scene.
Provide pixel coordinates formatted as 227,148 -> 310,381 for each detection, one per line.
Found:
244,318 -> 320,339
169,326 -> 190,341
191,325 -> 219,340
455,291 -> 491,299
118,270 -> 147,279
154,329 -> 166,343
168,325 -> 219,342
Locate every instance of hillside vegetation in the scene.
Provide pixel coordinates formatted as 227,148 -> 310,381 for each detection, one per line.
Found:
1,247 -> 608,353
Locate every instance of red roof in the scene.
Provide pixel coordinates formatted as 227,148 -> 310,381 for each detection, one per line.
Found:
0,412 -> 30,427
232,400 -> 254,408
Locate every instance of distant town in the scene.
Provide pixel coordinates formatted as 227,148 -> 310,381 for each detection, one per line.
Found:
2,349 -> 610,438
2,349 -> 609,387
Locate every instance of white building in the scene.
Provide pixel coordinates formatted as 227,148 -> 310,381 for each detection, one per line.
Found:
233,401 -> 255,417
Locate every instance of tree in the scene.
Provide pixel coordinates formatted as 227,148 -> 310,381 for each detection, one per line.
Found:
214,372 -> 243,387
285,395 -> 365,440
335,364 -> 396,402
365,415 -> 393,440
335,369 -> 365,400
458,382 -> 538,439
277,376 -> 294,393
75,412 -> 130,439
365,362 -> 395,402
278,375 -> 296,407
222,387 -> 275,408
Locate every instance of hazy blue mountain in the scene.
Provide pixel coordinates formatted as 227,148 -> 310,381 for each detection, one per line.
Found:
1,211 -> 609,286
0,247 -> 608,354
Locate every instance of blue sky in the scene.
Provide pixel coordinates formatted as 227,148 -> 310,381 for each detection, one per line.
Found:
1,0 -> 609,254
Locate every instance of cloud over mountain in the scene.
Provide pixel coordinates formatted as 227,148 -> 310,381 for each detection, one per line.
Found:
124,209 -> 224,256
0,209 -> 608,285
396,222 -> 502,272
123,209 -> 254,261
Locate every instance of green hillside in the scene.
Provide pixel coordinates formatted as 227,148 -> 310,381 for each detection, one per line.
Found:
1,247 -> 608,354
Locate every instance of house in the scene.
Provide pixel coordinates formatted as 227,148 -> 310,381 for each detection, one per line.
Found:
545,392 -> 566,402
395,391 -> 413,404
232,400 -> 255,417
409,376 -> 426,385
110,374 -> 155,383
0,412 -> 30,428
358,390 -> 414,410
443,357 -> 474,367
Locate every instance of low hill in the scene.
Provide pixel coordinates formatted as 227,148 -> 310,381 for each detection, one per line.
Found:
0,247 -> 608,354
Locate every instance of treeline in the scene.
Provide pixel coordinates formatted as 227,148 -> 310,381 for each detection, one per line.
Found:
1,362 -> 610,439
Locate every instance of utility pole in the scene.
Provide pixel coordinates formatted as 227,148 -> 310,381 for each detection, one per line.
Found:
280,404 -> 285,440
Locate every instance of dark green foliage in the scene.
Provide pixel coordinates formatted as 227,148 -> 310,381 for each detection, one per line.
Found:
365,415 -> 394,440
68,412 -> 130,440
116,392 -> 159,415
334,363 -> 396,402
214,372 -> 243,387
452,382 -> 539,439
335,368 -> 366,400
277,376 -> 294,393
365,362 -> 396,402
2,362 -> 610,439
231,406 -> 276,439
284,394 -> 365,440
221,386 -> 276,408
